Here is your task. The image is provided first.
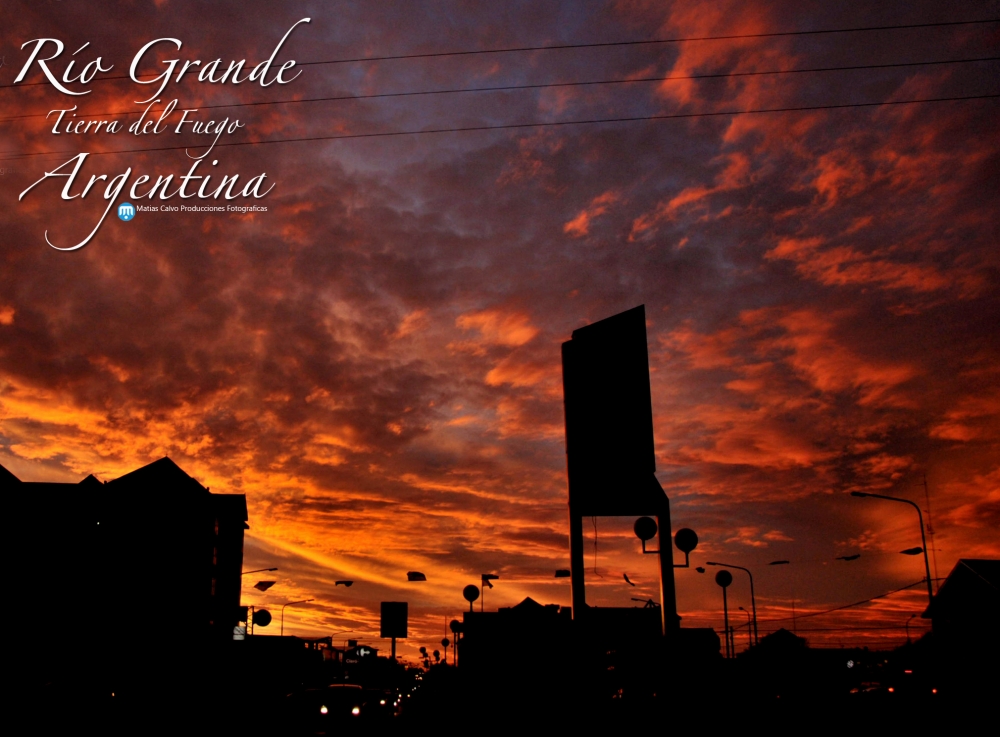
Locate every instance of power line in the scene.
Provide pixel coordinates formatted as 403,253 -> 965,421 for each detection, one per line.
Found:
757,580 -> 928,624
288,19 -> 1000,66
1,18 -> 996,90
2,93 -> 996,163
761,625 -> 930,632
3,56 -> 995,124
728,623 -> 929,632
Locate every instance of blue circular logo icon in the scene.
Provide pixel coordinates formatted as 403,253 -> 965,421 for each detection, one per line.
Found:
118,202 -> 136,221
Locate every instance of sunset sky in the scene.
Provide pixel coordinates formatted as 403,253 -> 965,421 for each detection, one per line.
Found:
1,0 -> 998,659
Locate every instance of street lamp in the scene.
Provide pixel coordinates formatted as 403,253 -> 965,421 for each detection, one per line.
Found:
768,560 -> 795,633
850,492 -> 934,605
281,598 -> 314,636
707,562 -> 758,646
329,630 -> 354,657
738,606 -> 752,650
715,570 -> 733,658
241,567 -> 279,575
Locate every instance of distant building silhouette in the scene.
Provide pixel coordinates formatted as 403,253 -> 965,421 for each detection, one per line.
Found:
753,627 -> 809,653
459,597 -> 574,673
5,458 -> 248,700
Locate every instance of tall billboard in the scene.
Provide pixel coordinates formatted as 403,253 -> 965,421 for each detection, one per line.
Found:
561,304 -> 659,516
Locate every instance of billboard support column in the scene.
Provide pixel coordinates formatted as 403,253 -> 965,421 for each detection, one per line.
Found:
568,501 -> 586,620
656,493 -> 680,635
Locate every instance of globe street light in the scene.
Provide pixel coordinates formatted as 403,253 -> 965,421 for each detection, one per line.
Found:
281,598 -> 314,636
707,562 -> 758,646
850,492 -> 934,605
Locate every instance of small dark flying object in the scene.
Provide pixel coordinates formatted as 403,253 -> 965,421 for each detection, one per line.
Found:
836,554 -> 861,561
335,580 -> 354,587
623,573 -> 636,586
900,547 -> 924,556
407,571 -> 427,581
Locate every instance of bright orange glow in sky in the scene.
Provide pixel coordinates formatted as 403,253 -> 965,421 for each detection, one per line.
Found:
2,0 -> 998,661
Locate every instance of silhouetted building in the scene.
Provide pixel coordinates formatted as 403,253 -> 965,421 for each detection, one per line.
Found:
923,558 -> 999,642
922,558 -> 999,696
5,458 -> 248,697
460,597 -> 574,673
754,627 -> 809,653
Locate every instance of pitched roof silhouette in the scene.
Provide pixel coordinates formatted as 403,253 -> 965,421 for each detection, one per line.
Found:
511,597 -> 545,612
0,463 -> 21,486
923,558 -> 1000,619
757,627 -> 808,651
106,457 -> 208,493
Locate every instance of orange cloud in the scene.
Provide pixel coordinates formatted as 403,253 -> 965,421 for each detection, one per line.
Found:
456,309 -> 539,347
563,190 -> 620,237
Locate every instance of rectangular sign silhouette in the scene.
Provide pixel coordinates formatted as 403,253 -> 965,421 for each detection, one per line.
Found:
380,601 -> 408,638
561,304 -> 659,516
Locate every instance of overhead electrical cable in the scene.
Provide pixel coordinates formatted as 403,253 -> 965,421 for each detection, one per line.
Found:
296,19 -> 1000,66
2,93 -> 996,163
0,18 -> 995,89
756,579 -> 928,624
2,55 -> 995,123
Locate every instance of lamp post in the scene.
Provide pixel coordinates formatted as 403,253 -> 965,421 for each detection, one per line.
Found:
239,568 -> 279,635
328,630 -> 353,661
850,492 -> 934,605
281,599 -> 314,636
738,607 -> 752,650
768,560 -> 793,633
707,562 -> 758,646
715,570 -> 733,658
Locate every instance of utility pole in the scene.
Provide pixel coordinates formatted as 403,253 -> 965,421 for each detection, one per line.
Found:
923,475 -> 939,592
